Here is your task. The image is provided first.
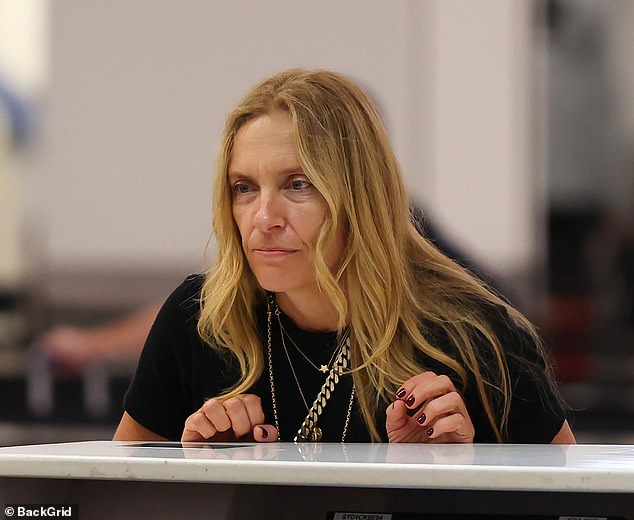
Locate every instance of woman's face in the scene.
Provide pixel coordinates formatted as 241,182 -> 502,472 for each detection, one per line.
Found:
228,110 -> 345,296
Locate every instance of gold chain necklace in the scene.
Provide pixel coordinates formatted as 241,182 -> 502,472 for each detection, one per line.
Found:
266,294 -> 355,442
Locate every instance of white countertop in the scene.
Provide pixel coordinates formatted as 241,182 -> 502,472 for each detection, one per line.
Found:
0,441 -> 633,493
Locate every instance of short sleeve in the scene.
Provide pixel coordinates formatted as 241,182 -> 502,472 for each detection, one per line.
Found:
123,275 -> 204,440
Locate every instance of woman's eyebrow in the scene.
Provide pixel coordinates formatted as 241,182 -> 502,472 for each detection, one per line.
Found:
227,171 -> 250,183
227,168 -> 304,182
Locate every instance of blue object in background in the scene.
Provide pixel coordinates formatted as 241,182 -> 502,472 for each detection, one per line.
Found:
0,74 -> 35,147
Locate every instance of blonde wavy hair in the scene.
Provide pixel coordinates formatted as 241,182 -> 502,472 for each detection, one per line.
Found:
198,68 -> 551,442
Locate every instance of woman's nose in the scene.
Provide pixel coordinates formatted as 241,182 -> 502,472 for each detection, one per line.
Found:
252,193 -> 285,231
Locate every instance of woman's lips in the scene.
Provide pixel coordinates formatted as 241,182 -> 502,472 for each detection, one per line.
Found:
253,248 -> 298,257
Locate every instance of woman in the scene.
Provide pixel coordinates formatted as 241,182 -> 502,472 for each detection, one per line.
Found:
114,69 -> 575,444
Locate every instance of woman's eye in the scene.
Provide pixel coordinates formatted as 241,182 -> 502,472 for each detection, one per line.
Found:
233,183 -> 252,194
289,179 -> 311,191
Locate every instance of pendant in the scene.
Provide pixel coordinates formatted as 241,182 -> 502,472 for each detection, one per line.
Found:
319,365 -> 328,373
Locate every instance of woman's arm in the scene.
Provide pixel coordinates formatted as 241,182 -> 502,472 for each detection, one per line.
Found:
551,420 -> 576,444
113,412 -> 169,441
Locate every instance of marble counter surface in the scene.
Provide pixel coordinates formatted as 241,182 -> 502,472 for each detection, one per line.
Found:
0,441 -> 633,493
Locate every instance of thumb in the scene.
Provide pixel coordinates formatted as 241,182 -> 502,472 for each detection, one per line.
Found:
253,424 -> 279,443
385,400 -> 410,432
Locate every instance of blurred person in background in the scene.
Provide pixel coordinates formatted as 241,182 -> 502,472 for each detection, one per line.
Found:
0,71 -> 35,349
39,303 -> 161,371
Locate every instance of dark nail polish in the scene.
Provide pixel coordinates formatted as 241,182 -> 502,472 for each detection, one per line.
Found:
396,388 -> 406,398
426,427 -> 434,437
260,427 -> 268,439
417,413 -> 426,425
406,395 -> 415,406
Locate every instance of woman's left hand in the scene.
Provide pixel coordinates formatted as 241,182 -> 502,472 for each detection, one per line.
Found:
386,371 -> 475,443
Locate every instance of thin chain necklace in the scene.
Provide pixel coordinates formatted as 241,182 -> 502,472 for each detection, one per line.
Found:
278,316 -> 346,374
277,306 -> 310,412
266,294 -> 355,442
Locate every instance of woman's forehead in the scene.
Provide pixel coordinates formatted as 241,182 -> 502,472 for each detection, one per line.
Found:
228,112 -> 300,176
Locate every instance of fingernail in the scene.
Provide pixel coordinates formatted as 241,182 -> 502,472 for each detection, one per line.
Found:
259,426 -> 268,439
417,413 -> 426,425
406,395 -> 415,406
396,388 -> 406,398
426,427 -> 434,437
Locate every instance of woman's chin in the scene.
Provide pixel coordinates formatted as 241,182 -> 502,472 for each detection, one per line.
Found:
252,270 -> 303,294
255,278 -> 292,294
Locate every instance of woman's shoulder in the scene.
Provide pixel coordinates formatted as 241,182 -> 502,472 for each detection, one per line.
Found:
417,295 -> 546,375
475,299 -> 545,363
418,296 -> 523,345
160,274 -> 206,318
145,274 -> 206,344
171,273 -> 206,303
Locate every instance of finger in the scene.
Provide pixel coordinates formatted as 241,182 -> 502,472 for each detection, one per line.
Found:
182,398 -> 232,441
385,400 -> 410,434
201,398 -> 232,432
426,413 -> 473,442
253,424 -> 278,442
404,374 -> 457,410
427,413 -> 463,438
386,400 -> 427,443
417,391 -> 467,427
394,372 -> 436,402
181,411 -> 217,442
222,397 -> 253,438
239,394 -> 266,428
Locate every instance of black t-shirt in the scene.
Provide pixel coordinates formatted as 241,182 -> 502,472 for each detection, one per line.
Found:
123,275 -> 566,443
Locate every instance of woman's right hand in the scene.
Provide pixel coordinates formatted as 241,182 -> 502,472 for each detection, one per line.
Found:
181,394 -> 278,442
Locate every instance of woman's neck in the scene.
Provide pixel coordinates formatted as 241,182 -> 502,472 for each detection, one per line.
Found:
275,290 -> 341,332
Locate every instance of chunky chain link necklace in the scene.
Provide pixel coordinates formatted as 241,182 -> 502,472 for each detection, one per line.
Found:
266,294 -> 355,442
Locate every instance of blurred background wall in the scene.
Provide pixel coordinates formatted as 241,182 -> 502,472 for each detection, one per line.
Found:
0,0 -> 632,444
30,0 -> 539,300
